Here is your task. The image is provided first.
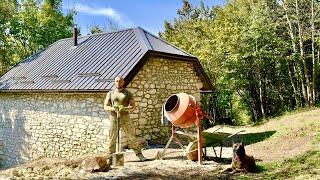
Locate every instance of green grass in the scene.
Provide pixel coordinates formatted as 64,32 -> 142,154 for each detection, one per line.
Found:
236,151 -> 320,179
312,133 -> 320,145
311,121 -> 320,145
210,109 -> 320,179
253,107 -> 319,126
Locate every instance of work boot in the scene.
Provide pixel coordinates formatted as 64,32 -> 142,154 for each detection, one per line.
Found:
136,153 -> 146,162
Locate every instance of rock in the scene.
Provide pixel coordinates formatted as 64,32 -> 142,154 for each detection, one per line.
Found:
137,137 -> 146,147
11,169 -> 21,177
195,82 -> 203,89
130,114 -> 139,119
139,102 -> 147,107
149,89 -> 156,94
136,91 -> 143,96
80,155 -> 111,173
26,166 -> 34,172
0,155 -> 5,160
135,129 -> 142,135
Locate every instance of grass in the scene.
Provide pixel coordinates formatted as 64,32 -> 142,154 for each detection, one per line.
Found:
232,107 -> 320,179
230,108 -> 320,179
262,151 -> 320,178
252,106 -> 319,127
312,133 -> 320,145
236,151 -> 320,179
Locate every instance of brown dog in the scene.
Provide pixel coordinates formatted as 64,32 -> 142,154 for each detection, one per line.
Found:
221,142 -> 256,174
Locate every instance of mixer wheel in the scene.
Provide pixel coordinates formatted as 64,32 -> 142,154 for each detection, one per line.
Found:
186,140 -> 198,161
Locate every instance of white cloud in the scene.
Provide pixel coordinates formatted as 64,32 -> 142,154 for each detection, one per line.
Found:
74,3 -> 121,21
70,3 -> 135,28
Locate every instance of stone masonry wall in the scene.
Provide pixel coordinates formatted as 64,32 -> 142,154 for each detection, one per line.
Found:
0,56 -> 204,168
127,57 -> 203,140
0,139 -> 4,167
0,93 -> 110,168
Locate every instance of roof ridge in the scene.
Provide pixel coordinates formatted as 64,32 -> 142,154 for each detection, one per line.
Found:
57,27 -> 137,42
133,27 -> 153,52
142,29 -> 195,58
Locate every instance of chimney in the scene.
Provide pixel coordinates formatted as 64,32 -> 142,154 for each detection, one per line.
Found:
73,25 -> 78,46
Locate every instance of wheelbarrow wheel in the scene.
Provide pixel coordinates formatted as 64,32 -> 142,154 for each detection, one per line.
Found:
186,140 -> 198,161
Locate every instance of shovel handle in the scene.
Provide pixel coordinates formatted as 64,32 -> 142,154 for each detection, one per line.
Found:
116,110 -> 120,153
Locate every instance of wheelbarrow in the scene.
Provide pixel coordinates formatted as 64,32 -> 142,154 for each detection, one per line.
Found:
184,127 -> 245,161
156,126 -> 244,162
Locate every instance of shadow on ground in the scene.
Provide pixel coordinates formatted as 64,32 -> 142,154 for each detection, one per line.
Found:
203,156 -> 231,164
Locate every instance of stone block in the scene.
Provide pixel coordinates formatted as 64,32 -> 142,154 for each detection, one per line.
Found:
149,89 -> 156,94
136,91 -> 144,96
139,102 -> 147,107
80,155 -> 111,173
130,114 -> 139,119
145,94 -> 151,99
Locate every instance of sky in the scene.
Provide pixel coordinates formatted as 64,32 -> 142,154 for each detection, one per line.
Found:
62,0 -> 225,36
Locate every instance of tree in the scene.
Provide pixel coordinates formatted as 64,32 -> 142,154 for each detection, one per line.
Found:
0,0 -> 18,74
280,0 -> 320,106
161,0 -> 320,124
90,25 -> 103,34
0,0 -> 74,75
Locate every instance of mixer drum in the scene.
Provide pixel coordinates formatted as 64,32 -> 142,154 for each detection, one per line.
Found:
164,93 -> 197,128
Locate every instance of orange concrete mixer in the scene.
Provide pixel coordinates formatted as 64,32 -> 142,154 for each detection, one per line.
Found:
157,93 -> 204,165
164,93 -> 201,128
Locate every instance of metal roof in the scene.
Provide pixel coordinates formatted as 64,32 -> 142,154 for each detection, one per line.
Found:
0,27 -> 213,92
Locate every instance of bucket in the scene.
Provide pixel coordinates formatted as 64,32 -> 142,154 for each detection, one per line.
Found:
164,93 -> 197,128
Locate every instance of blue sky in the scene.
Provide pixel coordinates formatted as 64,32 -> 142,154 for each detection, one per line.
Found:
62,0 -> 225,36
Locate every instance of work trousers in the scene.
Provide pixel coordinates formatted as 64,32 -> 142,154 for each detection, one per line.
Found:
106,113 -> 142,155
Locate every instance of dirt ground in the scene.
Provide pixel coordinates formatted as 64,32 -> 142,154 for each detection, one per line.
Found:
0,109 -> 319,179
0,147 -> 232,179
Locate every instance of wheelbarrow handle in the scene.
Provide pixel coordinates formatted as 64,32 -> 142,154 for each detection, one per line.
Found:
227,130 -> 245,138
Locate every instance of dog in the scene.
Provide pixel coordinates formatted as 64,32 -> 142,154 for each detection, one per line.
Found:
221,142 -> 256,174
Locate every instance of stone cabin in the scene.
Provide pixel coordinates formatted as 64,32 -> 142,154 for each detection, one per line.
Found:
0,27 -> 213,167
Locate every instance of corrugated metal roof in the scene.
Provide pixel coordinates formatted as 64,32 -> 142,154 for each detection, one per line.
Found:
0,27 -> 213,92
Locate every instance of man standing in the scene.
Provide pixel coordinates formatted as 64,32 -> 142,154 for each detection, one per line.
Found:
104,76 -> 146,161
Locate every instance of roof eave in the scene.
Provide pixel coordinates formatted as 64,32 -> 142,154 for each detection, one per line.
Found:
0,89 -> 110,93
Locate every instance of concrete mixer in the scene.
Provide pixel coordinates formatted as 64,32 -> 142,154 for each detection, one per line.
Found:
156,93 -> 207,165
156,93 -> 245,165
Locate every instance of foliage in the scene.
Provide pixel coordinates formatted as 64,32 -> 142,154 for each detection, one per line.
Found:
161,0 -> 320,124
89,17 -> 121,35
0,0 -> 74,75
90,25 -> 103,34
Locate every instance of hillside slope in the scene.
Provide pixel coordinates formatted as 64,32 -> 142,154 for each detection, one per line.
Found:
236,108 -> 320,179
246,108 -> 320,163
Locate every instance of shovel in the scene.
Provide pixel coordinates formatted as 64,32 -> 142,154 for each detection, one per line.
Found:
112,111 -> 124,167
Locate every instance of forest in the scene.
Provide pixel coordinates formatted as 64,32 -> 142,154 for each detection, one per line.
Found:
1,0 -> 320,124
161,0 -> 320,124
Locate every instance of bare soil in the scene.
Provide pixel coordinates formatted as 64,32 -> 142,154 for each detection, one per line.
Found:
1,109 -> 319,179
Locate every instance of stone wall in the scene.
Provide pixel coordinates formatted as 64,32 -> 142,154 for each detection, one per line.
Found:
0,56 -> 204,167
0,139 -> 4,167
127,57 -> 203,139
0,93 -> 110,168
